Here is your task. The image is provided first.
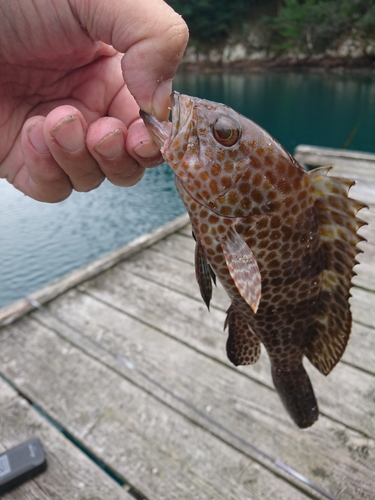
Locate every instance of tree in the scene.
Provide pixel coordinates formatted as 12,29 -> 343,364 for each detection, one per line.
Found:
264,0 -> 375,52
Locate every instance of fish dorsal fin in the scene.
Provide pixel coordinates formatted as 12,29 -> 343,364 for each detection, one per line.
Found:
224,305 -> 261,366
219,227 -> 262,313
304,167 -> 367,375
194,236 -> 216,310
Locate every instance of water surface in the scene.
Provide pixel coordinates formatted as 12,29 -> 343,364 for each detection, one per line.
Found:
174,71 -> 375,154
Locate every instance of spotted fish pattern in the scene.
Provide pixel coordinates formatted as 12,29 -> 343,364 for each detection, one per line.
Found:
141,92 -> 366,428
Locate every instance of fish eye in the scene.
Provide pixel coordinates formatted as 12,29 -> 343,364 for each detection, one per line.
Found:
212,116 -> 241,147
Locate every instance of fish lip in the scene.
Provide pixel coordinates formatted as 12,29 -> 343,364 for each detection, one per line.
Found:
139,110 -> 170,150
169,91 -> 180,143
170,91 -> 193,147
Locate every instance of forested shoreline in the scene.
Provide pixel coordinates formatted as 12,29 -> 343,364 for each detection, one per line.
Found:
167,0 -> 375,70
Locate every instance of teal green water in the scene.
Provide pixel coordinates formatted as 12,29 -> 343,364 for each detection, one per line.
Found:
174,71 -> 375,154
1,71 -> 375,308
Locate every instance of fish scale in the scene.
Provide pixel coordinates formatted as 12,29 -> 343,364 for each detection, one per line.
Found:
141,92 -> 366,428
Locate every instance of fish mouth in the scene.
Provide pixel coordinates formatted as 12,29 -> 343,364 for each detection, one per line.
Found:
139,92 -> 193,153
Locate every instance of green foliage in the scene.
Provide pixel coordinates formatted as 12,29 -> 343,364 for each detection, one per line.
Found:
264,0 -> 375,52
167,0 -> 259,45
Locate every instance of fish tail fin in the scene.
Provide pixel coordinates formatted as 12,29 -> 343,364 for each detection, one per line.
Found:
271,363 -> 318,428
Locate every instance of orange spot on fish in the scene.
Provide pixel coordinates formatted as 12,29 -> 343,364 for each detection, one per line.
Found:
251,188 -> 263,204
240,197 -> 251,209
221,176 -> 232,189
211,164 -> 221,176
221,206 -> 232,216
277,161 -> 287,175
266,170 -> 277,186
239,183 -> 251,195
208,214 -> 219,224
293,177 -> 302,190
205,147 -> 214,160
199,171 -> 209,181
250,156 -> 261,169
216,150 -> 225,161
209,179 -> 219,195
265,155 -> 273,167
228,191 -> 239,205
240,142 -> 250,155
224,161 -> 234,173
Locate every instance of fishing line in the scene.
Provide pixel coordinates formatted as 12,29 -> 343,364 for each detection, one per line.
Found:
0,283 -> 337,500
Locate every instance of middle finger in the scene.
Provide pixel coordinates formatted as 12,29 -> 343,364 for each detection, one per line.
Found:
44,105 -> 105,192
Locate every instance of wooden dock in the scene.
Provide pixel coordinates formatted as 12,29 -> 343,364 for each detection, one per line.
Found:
0,146 -> 374,500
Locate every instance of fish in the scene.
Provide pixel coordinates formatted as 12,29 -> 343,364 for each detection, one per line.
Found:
140,92 -> 366,428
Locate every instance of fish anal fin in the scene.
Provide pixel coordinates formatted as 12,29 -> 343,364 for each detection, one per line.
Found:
219,227 -> 261,313
225,305 -> 261,366
195,238 -> 215,310
304,166 -> 365,375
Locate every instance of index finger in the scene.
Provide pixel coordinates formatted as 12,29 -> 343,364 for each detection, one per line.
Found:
72,0 -> 189,120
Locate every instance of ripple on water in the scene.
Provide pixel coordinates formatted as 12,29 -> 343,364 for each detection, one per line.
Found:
0,164 -> 184,308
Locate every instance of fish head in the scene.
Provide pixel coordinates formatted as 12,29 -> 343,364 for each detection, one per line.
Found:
141,92 -> 306,216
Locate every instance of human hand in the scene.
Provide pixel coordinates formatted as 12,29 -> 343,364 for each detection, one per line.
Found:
0,0 -> 188,202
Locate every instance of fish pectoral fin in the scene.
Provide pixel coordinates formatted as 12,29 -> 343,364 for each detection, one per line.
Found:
306,167 -> 367,375
224,305 -> 261,366
195,238 -> 216,310
219,228 -> 261,313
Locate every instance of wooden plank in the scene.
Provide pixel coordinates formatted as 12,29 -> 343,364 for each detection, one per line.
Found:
152,232 -> 196,264
294,145 -> 375,209
294,145 -> 375,183
350,287 -> 375,329
79,262 -> 375,438
341,322 -> 375,372
30,289 -> 375,500
115,246 -> 230,309
0,379 -> 133,500
0,318 -> 307,500
0,214 -> 190,327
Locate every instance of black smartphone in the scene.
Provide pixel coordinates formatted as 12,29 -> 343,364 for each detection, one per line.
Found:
0,438 -> 47,495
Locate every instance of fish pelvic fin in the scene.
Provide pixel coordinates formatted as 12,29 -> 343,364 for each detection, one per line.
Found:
272,363 -> 319,429
219,227 -> 262,313
304,167 -> 367,375
194,236 -> 216,310
224,305 -> 261,366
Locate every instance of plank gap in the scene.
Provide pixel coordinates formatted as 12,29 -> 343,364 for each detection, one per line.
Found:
78,288 -> 275,394
26,312 -> 320,499
0,373 -> 146,500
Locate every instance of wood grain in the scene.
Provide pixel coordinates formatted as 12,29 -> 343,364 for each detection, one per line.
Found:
0,379 -> 133,500
0,318 -> 307,500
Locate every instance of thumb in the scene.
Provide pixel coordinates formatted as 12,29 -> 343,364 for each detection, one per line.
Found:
70,0 -> 188,120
